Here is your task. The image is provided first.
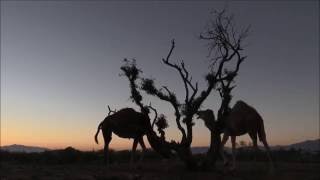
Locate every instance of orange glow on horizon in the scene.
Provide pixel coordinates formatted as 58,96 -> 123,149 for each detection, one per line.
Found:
2,116 -> 318,151
3,133 -> 318,151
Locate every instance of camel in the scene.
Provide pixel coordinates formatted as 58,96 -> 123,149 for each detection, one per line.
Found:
196,100 -> 274,170
94,108 -> 150,164
94,107 -> 172,165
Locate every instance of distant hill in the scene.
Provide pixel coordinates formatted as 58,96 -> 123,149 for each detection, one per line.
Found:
1,139 -> 319,154
0,144 -> 50,153
275,139 -> 320,152
191,139 -> 320,154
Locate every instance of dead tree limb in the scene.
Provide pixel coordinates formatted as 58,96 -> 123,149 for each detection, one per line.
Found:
199,9 -> 249,165
147,102 -> 158,129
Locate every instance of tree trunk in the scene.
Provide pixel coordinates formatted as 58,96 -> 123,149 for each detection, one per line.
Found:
146,129 -> 199,170
202,130 -> 221,169
175,145 -> 198,170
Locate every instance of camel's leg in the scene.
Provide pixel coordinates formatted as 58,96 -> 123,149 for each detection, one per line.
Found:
138,137 -> 147,161
102,130 -> 112,165
261,136 -> 274,170
231,136 -> 237,170
221,133 -> 229,166
130,138 -> 139,164
249,132 -> 258,161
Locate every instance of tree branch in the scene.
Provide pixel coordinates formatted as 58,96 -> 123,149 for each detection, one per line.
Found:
141,78 -> 187,142
162,40 -> 198,105
107,105 -> 117,116
147,102 -> 158,129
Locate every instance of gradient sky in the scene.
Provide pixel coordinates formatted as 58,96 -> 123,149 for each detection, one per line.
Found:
1,1 -> 319,151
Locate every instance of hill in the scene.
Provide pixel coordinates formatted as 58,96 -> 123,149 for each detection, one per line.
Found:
191,139 -> 320,154
285,139 -> 320,152
0,144 -> 50,153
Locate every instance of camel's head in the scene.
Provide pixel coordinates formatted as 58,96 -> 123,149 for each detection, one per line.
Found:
196,109 -> 216,130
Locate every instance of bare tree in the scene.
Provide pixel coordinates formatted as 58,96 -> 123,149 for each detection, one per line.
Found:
199,9 -> 250,166
119,9 -> 249,170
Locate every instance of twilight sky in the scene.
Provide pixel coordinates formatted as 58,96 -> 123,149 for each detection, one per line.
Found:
1,1 -> 319,150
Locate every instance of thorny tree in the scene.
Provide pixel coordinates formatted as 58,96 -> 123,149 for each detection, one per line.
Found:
120,9 -> 250,170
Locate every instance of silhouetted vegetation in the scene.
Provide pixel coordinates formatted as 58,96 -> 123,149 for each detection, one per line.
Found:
0,148 -> 165,165
1,148 -> 319,165
119,9 -> 249,170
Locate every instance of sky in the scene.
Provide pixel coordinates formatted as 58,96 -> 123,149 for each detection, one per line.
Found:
1,1 -> 319,151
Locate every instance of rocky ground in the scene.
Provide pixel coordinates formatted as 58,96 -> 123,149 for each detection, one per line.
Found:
1,160 -> 319,180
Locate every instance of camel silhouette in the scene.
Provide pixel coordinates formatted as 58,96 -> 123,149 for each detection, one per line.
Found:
94,108 -> 150,164
196,100 -> 274,170
95,107 -> 172,165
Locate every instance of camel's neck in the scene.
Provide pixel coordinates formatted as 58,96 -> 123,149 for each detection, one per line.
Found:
202,113 -> 214,123
145,130 -> 172,158
203,115 -> 214,122
201,113 -> 215,131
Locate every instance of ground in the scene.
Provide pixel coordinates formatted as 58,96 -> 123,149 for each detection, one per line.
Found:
1,161 -> 319,180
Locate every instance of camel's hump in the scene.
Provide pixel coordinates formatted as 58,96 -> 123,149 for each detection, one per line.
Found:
233,100 -> 250,112
234,100 -> 247,106
232,100 -> 260,116
233,100 -> 253,109
117,108 -> 137,114
110,108 -> 145,119
108,108 -> 150,127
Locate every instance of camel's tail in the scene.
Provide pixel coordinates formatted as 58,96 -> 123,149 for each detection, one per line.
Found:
94,122 -> 103,144
257,117 -> 267,142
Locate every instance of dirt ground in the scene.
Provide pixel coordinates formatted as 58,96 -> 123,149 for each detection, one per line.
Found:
1,160 -> 319,180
